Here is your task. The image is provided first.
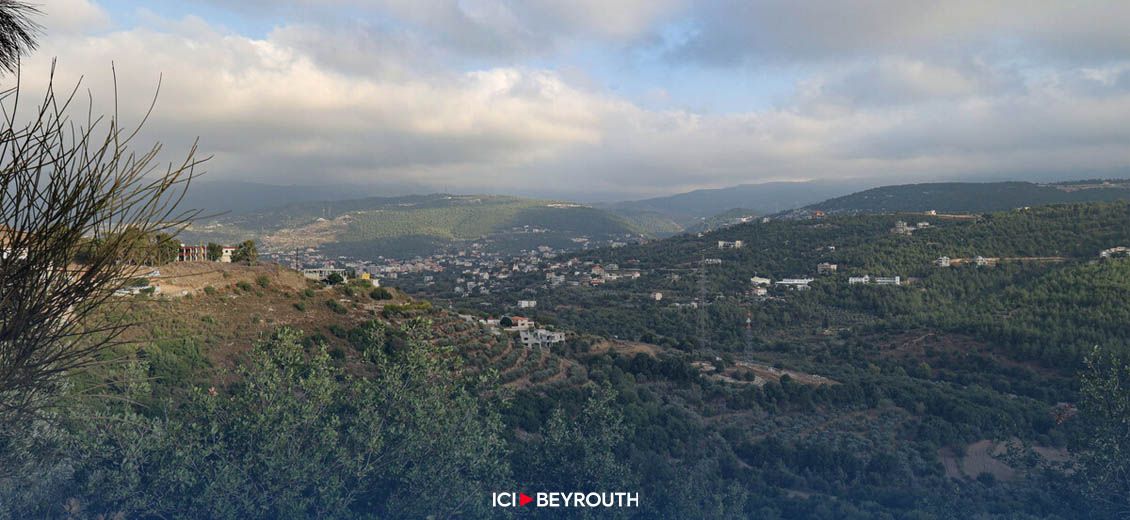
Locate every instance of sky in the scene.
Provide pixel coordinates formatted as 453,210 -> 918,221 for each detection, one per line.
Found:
15,0 -> 1130,200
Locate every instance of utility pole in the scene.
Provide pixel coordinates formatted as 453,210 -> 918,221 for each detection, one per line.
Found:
744,311 -> 753,352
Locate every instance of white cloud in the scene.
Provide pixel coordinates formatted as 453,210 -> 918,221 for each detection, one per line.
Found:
9,2 -> 1130,199
39,0 -> 111,35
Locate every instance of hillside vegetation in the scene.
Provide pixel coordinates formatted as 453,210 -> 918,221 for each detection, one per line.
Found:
9,202 -> 1130,518
806,180 -> 1130,215
183,194 -> 643,258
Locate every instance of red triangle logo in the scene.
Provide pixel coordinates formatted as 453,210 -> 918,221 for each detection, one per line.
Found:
519,492 -> 533,506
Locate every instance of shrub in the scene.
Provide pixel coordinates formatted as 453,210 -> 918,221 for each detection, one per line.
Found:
236,281 -> 253,292
256,275 -> 271,288
203,286 -> 217,296
293,302 -> 306,312
328,324 -> 348,338
326,299 -> 349,315
370,287 -> 393,300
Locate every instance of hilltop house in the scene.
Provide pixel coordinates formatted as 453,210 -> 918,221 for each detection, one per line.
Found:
518,300 -> 537,309
178,244 -> 237,263
718,240 -> 744,249
935,256 -> 951,267
302,267 -> 348,281
817,262 -> 838,274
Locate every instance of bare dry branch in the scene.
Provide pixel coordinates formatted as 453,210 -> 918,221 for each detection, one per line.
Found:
0,62 -> 207,423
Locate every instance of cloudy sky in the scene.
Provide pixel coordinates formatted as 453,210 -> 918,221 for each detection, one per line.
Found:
17,0 -> 1130,200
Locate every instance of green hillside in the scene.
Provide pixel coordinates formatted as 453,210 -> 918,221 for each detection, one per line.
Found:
806,180 -> 1130,215
183,194 -> 643,257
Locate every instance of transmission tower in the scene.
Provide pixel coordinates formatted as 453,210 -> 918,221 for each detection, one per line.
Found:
696,254 -> 708,353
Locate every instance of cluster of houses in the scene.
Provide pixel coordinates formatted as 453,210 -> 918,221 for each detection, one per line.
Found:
300,267 -> 381,286
935,256 -> 995,267
458,313 -> 566,348
848,275 -> 902,286
750,273 -> 904,290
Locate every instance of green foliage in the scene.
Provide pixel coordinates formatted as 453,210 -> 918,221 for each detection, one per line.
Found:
4,328 -> 510,518
232,240 -> 258,265
235,281 -> 252,292
255,275 -> 271,288
369,287 -> 392,300
518,385 -> 634,494
206,242 -> 223,261
203,285 -> 216,296
1074,348 -> 1130,516
325,299 -> 348,315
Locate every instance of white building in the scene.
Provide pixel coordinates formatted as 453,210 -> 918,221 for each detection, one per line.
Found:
849,276 -> 871,285
892,221 -> 914,235
518,300 -> 537,309
776,278 -> 814,290
718,240 -> 744,249
874,276 -> 902,285
817,263 -> 838,274
935,256 -> 951,267
750,276 -> 772,286
651,292 -> 663,301
520,329 -> 566,348
1101,246 -> 1130,258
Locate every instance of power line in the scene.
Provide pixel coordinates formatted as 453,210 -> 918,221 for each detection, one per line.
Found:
697,253 -> 708,353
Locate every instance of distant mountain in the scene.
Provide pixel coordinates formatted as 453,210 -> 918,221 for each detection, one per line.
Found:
804,180 -> 1130,215
181,194 -> 643,259
178,180 -> 384,216
601,180 -> 867,233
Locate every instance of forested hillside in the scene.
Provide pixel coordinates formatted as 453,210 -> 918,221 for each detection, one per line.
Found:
390,201 -> 1130,518
806,180 -> 1130,215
